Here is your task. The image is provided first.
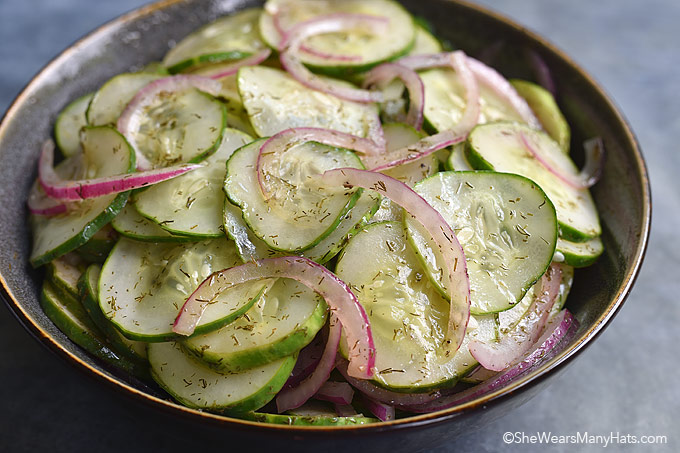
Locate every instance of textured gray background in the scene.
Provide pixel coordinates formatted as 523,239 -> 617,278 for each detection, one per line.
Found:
0,0 -> 678,452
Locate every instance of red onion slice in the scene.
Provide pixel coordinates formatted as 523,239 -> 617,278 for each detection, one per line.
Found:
314,381 -> 355,405
403,309 -> 577,413
336,358 -> 442,406
465,57 -> 541,129
173,258 -> 375,379
28,176 -> 69,216
525,49 -> 556,96
38,140 -> 203,201
317,168 -> 470,351
283,330 -> 326,389
277,314 -> 342,412
521,132 -> 604,189
469,264 -> 563,371
362,396 -> 395,422
272,10 -> 361,62
366,130 -> 466,172
280,14 -> 388,103
117,74 -> 222,170
255,127 -> 384,199
201,49 -> 272,79
362,63 -> 425,130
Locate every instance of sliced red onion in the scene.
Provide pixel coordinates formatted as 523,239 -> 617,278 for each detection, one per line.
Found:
402,309 -> 577,413
28,173 -> 69,216
335,358 -> 442,406
362,396 -> 395,422
520,133 -> 605,189
465,57 -> 541,129
255,127 -> 384,199
201,49 -> 272,79
283,330 -> 326,389
362,63 -> 424,130
272,10 -> 361,62
173,258 -> 375,379
279,14 -> 387,103
38,140 -> 203,201
334,404 -> 359,417
525,49 -> 556,97
277,313 -> 342,412
469,264 -> 563,371
314,381 -> 355,405
117,74 -> 222,170
317,168 -> 470,351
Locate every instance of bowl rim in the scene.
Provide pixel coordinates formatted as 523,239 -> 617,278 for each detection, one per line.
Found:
0,0 -> 651,433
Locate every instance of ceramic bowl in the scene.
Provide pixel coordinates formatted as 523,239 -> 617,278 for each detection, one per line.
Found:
0,0 -> 650,451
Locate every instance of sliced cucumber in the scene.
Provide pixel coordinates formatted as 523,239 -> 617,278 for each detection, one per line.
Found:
46,254 -> 86,300
86,73 -> 162,126
30,126 -> 134,267
134,128 -> 252,238
465,122 -> 601,241
99,237 -> 268,341
126,88 -> 226,167
446,143 -> 473,171
259,0 -> 415,75
555,236 -> 603,268
111,204 -> 196,243
335,222 -> 497,392
163,8 -> 266,73
79,265 -> 148,364
381,123 -> 438,187
183,278 -> 327,372
510,79 -> 570,152
41,281 -> 144,376
74,224 -> 117,263
238,66 -> 381,138
54,93 -> 93,157
224,139 -> 363,252
149,341 -> 295,413
420,68 -> 525,134
406,171 -> 558,314
245,412 -> 377,426
224,187 -> 379,264
409,24 -> 443,56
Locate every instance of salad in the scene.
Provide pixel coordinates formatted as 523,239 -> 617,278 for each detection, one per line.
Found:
29,0 -> 605,425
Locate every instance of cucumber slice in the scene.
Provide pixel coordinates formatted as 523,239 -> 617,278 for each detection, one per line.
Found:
224,139 -> 363,252
41,281 -> 144,376
126,88 -> 227,167
556,236 -> 603,268
406,171 -> 558,314
149,341 -> 295,413
259,0 -> 415,75
30,126 -> 134,267
409,24 -> 443,56
335,222 -> 498,391
420,68 -> 525,133
183,278 -> 327,372
46,254 -> 86,299
54,93 -> 93,157
446,143 -> 473,171
74,224 -> 117,263
111,204 -> 196,243
381,123 -> 438,187
163,8 -> 266,73
99,237 -> 269,341
134,128 -> 253,238
224,187 -> 379,264
86,73 -> 162,126
245,412 -> 377,426
238,66 -> 381,138
510,79 -> 570,152
79,265 -> 148,363
465,122 -> 601,241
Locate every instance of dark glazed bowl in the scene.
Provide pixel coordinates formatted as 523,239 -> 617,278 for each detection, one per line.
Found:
0,0 -> 650,451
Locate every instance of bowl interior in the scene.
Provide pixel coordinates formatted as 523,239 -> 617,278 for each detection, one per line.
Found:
0,0 -> 649,439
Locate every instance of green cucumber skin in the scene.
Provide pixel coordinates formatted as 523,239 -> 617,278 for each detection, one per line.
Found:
150,347 -> 297,414
557,237 -> 604,268
111,204 -> 198,243
184,300 -> 328,373
463,130 -> 595,243
186,93 -> 228,165
46,257 -> 83,300
224,139 -> 364,253
40,281 -> 144,377
54,92 -> 93,158
243,412 -> 378,426
167,50 -> 252,74
78,265 -> 149,369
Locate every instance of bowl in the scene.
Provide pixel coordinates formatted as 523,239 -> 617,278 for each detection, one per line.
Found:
0,0 -> 650,451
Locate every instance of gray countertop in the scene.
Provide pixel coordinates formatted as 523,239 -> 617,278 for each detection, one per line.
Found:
0,1 -> 678,452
